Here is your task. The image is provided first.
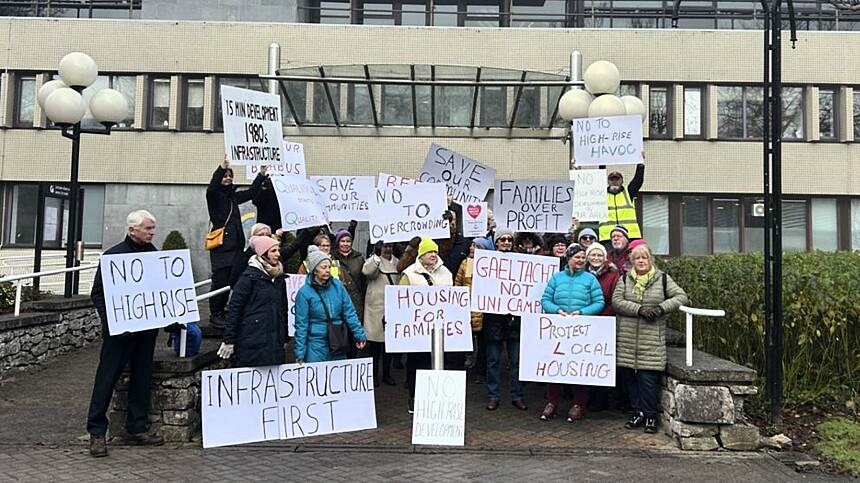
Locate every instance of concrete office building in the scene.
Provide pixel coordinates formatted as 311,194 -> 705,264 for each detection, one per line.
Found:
1,0 -> 860,282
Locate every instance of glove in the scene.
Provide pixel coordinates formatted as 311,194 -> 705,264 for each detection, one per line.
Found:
408,236 -> 421,249
640,306 -> 664,322
217,343 -> 234,359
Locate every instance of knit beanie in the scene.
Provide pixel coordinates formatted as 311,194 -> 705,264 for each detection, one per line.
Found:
306,245 -> 331,274
564,242 -> 586,259
577,227 -> 598,241
418,237 -> 439,258
610,225 -> 629,239
628,239 -> 647,251
250,236 -> 279,258
585,242 -> 607,258
494,227 -> 514,244
334,228 -> 352,245
545,233 -> 567,249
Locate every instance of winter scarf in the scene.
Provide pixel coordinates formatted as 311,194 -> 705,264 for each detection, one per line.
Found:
631,265 -> 657,300
249,255 -> 283,280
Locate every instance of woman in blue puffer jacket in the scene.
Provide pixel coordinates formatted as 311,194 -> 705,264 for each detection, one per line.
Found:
294,246 -> 367,363
539,243 -> 605,423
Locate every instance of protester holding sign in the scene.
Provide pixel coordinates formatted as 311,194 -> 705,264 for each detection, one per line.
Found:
333,229 -> 367,333
598,164 -> 644,243
252,177 -> 281,231
612,244 -> 688,434
218,235 -> 288,367
400,237 -> 454,414
294,247 -> 367,363
583,242 -> 622,412
206,158 -> 267,329
456,237 -> 494,384
362,242 -> 400,386
538,243 -> 605,422
87,210 -> 163,458
577,228 -> 598,249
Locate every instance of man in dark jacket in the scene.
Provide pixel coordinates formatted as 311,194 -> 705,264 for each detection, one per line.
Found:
86,210 -> 164,458
252,176 -> 282,231
206,158 -> 266,328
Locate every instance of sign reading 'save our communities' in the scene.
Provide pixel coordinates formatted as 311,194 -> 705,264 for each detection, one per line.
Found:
369,182 -> 449,243
572,115 -> 644,166
201,359 -> 377,448
311,176 -> 374,222
412,370 -> 466,446
470,250 -> 558,316
246,140 -> 306,180
272,175 -> 328,231
101,249 -> 198,336
519,314 -> 617,387
220,85 -> 283,166
570,168 -> 609,222
285,274 -> 304,337
493,180 -> 575,233
419,144 -> 496,205
383,286 -> 472,353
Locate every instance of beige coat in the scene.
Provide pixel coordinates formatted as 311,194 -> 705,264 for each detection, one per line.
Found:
361,255 -> 399,343
455,257 -> 483,332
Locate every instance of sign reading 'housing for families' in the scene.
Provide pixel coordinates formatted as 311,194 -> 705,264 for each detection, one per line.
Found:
383,286 -> 472,353
101,249 -> 198,336
572,115 -> 643,166
221,85 -> 283,166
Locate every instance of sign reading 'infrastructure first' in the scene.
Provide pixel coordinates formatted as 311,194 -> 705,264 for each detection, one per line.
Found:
101,249 -> 199,336
221,85 -> 283,166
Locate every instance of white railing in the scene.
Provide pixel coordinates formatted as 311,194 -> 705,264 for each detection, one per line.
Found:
0,263 -> 99,316
0,250 -> 102,294
678,305 -> 726,367
178,282 -> 230,358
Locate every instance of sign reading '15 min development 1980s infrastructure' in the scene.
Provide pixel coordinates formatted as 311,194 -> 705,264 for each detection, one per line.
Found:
220,85 -> 283,166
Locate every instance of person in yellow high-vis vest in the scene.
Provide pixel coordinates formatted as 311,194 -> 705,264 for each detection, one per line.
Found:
599,164 -> 645,243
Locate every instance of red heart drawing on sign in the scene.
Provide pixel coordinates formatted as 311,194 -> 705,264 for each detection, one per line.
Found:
466,204 -> 482,219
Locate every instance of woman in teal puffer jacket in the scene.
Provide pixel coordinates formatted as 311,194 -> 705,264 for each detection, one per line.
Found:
294,246 -> 367,363
539,243 -> 605,423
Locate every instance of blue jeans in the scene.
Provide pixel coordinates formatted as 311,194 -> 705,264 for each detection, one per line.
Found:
485,339 -> 524,402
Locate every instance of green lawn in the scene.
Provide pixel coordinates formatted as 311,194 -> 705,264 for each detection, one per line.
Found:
817,417 -> 860,477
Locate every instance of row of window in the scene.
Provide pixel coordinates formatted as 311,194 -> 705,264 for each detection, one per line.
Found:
3,184 -> 105,247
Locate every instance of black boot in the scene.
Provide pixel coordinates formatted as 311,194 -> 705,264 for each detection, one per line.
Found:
625,413 -> 645,429
644,417 -> 658,434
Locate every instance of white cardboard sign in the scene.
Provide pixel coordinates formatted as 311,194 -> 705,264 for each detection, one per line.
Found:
311,176 -> 374,222
101,249 -> 198,336
412,370 -> 466,446
272,175 -> 328,231
418,144 -> 495,205
519,314 -> 616,387
470,250 -> 559,316
570,168 -> 609,222
493,180 -> 575,233
383,285 -> 472,353
461,202 -> 488,238
246,140 -> 306,180
572,115 -> 644,166
369,182 -> 449,243
201,359 -> 377,448
377,172 -> 417,188
220,85 -> 283,166
285,274 -> 304,337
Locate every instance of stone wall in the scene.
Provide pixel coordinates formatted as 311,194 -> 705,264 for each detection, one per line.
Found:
0,296 -> 99,380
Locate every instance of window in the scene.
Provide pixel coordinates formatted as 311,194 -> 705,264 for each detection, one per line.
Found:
649,86 -> 670,137
713,198 -> 740,253
782,87 -> 804,139
642,194 -> 669,255
479,86 -> 507,127
78,75 -> 136,129
8,184 -> 38,244
852,199 -> 860,250
81,185 -> 105,246
783,200 -> 808,251
401,3 -> 427,25
437,86 -> 472,127
465,3 -> 500,27
282,81 -> 308,126
853,91 -> 860,140
681,196 -> 708,255
684,86 -> 702,137
513,86 -> 540,128
183,78 -> 204,130
312,82 -> 341,124
433,3 -> 459,26
618,84 -> 638,97
347,84 -> 374,125
381,85 -> 412,125
743,198 -> 765,252
148,77 -> 170,129
819,88 -> 836,140
717,85 -> 763,139
811,198 -> 837,251
14,75 -> 36,127
511,0 -> 566,28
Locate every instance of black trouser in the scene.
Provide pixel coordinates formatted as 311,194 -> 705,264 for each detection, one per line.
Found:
368,341 -> 392,381
405,353 -> 431,399
209,266 -> 232,316
620,367 -> 661,418
473,332 -> 487,376
86,329 -> 158,436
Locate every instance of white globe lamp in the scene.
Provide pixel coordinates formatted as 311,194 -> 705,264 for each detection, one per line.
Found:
90,89 -> 128,127
621,95 -> 646,117
43,88 -> 86,125
587,94 -> 627,118
58,52 -> 98,89
583,60 -> 621,95
558,88 -> 593,121
37,79 -> 67,110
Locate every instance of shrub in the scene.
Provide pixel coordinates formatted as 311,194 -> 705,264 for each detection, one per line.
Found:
658,251 -> 860,401
0,277 -> 46,311
162,230 -> 188,251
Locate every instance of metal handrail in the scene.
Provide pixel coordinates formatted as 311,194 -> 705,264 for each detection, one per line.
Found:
1,263 -> 99,316
177,285 -> 231,358
678,305 -> 726,367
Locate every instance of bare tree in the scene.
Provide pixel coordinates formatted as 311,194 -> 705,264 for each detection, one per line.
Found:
829,0 -> 860,11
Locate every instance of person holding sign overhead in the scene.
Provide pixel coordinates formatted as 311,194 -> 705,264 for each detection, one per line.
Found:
294,246 -> 367,363
87,210 -> 163,457
538,243 -> 605,422
598,165 -> 644,244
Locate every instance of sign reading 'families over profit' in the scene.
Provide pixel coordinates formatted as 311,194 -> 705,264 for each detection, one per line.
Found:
383,286 -> 472,353
311,176 -> 374,222
101,249 -> 198,336
285,274 -> 304,337
369,182 -> 449,243
412,370 -> 466,446
246,141 -> 306,180
493,180 -> 575,233
418,144 -> 496,204
462,202 -> 488,238
221,85 -> 283,166
272,175 -> 328,231
519,314 -> 617,387
377,172 -> 417,188
569,168 -> 609,222
470,250 -> 558,316
201,359 -> 377,448
572,115 -> 644,166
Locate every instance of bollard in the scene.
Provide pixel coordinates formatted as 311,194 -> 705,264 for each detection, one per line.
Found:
431,327 -> 444,370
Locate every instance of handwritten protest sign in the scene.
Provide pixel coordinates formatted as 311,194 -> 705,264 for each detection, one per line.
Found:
221,85 -> 283,166
412,370 -> 466,446
311,176 -> 374,222
285,274 -> 305,337
570,168 -> 608,222
493,180 -> 575,233
246,140 -> 306,180
418,144 -> 495,205
369,182 -> 449,243
519,314 -> 616,386
383,286 -> 472,353
471,250 -> 558,316
101,249 -> 198,336
462,202 -> 488,238
201,358 -> 377,448
572,115 -> 643,166
272,175 -> 328,231
377,172 -> 416,187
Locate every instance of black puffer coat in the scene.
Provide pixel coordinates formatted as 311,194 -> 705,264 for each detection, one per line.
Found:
223,261 -> 288,367
206,166 -> 264,270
